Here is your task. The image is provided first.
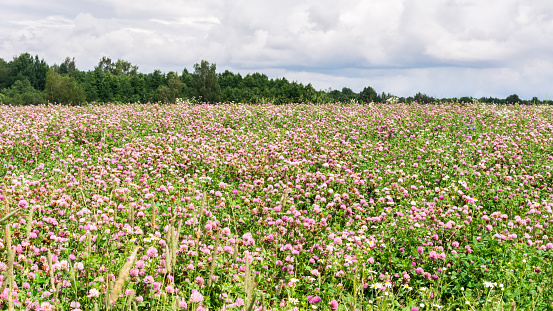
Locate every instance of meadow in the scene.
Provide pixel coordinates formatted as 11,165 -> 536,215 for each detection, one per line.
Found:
0,102 -> 552,311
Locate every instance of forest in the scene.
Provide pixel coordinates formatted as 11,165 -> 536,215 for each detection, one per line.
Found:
0,53 -> 544,105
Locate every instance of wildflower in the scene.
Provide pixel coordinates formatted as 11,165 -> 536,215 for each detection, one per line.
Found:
144,275 -> 154,284
70,301 -> 81,308
289,298 -> 299,305
190,289 -> 203,303
179,299 -> 188,309
88,288 -> 100,298
329,300 -> 339,310
146,246 -> 158,257
19,199 -> 29,209
429,251 -> 438,260
195,276 -> 205,286
371,283 -> 383,290
483,281 -> 495,288
308,296 -> 321,304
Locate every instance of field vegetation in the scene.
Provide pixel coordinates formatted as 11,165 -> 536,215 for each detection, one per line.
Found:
0,102 -> 552,310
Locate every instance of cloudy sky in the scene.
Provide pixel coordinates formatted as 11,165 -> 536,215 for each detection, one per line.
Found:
1,0 -> 553,99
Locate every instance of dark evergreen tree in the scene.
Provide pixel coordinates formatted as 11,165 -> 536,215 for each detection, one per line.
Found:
359,86 -> 379,103
505,94 -> 520,103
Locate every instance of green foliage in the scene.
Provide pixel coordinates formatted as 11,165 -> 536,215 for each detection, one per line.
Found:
8,53 -> 49,90
155,72 -> 184,103
192,60 -> 221,103
0,58 -> 10,90
0,78 -> 45,105
45,69 -> 86,105
53,57 -> 77,75
359,86 -> 379,103
95,56 -> 139,76
505,94 -> 521,103
413,92 -> 434,103
1,53 -> 552,106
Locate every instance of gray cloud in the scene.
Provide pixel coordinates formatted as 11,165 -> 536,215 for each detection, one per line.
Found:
1,0 -> 553,98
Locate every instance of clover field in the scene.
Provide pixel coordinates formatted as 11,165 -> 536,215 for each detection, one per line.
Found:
0,102 -> 552,311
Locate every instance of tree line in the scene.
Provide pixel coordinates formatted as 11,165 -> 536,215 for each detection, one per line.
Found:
0,53 -> 547,105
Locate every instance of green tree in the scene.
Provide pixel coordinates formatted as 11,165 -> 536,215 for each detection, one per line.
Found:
1,78 -> 45,105
328,89 -> 347,102
131,75 -> 146,102
145,70 -> 166,100
96,56 -> 115,73
155,72 -> 184,103
505,94 -> 520,103
116,75 -> 135,102
95,57 -> 138,76
44,69 -> 86,105
339,87 -> 358,102
113,59 -> 138,76
192,60 -> 220,103
180,68 -> 194,94
359,86 -> 378,103
58,57 -> 77,74
413,92 -> 433,103
9,53 -> 49,90
0,58 -> 11,90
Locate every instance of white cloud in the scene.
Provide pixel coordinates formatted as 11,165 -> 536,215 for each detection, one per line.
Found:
1,0 -> 553,99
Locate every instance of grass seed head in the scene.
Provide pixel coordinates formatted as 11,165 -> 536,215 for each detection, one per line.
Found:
109,246 -> 140,306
